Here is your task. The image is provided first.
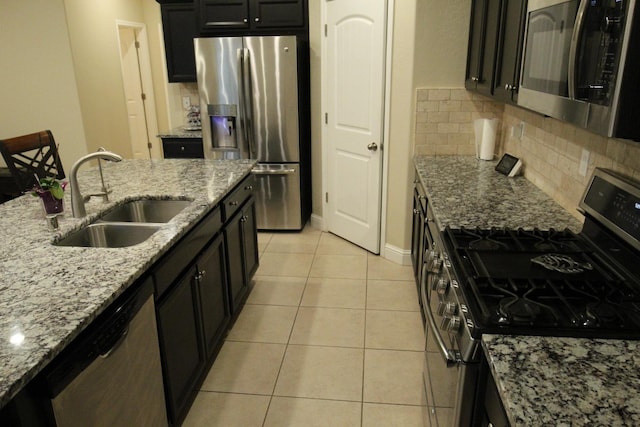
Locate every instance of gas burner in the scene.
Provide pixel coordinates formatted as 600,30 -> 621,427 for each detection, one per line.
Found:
531,254 -> 593,274
497,297 -> 542,325
576,302 -> 620,327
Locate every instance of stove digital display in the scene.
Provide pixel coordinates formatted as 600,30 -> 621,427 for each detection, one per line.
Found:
584,175 -> 640,241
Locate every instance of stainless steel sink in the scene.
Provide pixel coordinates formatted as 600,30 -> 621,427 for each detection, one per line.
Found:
54,223 -> 161,248
99,199 -> 192,223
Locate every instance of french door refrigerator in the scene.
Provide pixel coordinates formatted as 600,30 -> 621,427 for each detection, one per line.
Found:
194,36 -> 310,230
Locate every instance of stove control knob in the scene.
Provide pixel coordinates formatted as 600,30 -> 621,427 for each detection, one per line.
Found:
444,302 -> 457,316
435,278 -> 449,296
429,256 -> 443,274
447,316 -> 461,333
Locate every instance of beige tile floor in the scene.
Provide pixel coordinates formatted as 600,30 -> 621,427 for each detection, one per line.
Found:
183,225 -> 426,427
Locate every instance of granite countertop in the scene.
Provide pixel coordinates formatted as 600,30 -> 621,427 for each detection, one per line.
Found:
413,155 -> 582,232
482,335 -> 640,426
0,158 -> 255,408
157,127 -> 202,139
414,156 -> 637,426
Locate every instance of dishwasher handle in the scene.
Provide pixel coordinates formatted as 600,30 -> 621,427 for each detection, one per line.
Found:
98,327 -> 129,359
252,168 -> 297,175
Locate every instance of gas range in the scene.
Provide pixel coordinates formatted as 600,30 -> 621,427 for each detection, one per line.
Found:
443,226 -> 640,339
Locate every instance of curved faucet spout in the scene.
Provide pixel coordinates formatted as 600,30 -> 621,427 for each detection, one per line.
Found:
70,150 -> 123,218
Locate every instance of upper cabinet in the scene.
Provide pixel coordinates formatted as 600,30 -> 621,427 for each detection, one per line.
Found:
492,1 -> 527,103
160,3 -> 198,82
199,0 -> 306,34
465,0 -> 527,103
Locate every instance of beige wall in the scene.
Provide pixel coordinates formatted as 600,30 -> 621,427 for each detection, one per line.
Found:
0,0 -> 87,173
63,0 -> 168,157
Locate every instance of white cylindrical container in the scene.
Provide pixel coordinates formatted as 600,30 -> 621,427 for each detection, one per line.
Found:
474,118 -> 498,160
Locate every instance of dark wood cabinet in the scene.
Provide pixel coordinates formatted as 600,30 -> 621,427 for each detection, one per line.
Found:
196,233 -> 230,358
465,0 -> 502,96
198,0 -> 306,34
160,3 -> 198,82
161,137 -> 204,159
156,265 -> 204,424
223,177 -> 258,315
465,0 -> 528,103
411,183 -> 426,290
492,1 -> 527,103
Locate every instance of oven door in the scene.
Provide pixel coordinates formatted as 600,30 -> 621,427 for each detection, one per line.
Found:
421,263 -> 478,426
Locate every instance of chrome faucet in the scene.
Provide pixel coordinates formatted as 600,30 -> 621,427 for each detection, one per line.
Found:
70,150 -> 123,218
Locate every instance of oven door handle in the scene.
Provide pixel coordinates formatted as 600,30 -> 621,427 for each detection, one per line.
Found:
422,266 -> 461,367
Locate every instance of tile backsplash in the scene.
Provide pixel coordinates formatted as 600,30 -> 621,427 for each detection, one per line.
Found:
414,88 -> 640,219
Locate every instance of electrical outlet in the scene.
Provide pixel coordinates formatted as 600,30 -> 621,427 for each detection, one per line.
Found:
182,96 -> 191,110
579,149 -> 590,177
511,121 -> 525,140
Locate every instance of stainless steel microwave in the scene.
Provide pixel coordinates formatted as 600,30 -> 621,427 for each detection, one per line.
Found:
518,0 -> 640,140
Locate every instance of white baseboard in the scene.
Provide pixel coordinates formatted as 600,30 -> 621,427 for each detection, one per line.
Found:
382,243 -> 412,266
309,213 -> 324,231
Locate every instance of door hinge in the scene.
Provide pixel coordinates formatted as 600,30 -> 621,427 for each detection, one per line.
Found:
135,41 -> 140,49
325,192 -> 328,203
325,113 -> 328,124
141,93 -> 147,101
147,142 -> 152,149
324,24 -> 327,37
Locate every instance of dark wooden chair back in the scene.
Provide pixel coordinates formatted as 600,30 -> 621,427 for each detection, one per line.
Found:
0,130 -> 65,193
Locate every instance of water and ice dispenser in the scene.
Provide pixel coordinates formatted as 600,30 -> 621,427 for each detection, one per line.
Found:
207,104 -> 240,159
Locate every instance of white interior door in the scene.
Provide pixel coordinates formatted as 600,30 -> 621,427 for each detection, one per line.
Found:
118,24 -> 161,160
324,0 -> 387,253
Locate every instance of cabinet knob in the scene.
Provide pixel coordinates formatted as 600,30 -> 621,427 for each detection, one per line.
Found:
229,201 -> 239,206
254,17 -> 260,22
243,18 -> 248,23
471,76 -> 479,82
180,146 -> 185,151
505,83 -> 517,92
240,215 -> 247,223
244,185 -> 253,191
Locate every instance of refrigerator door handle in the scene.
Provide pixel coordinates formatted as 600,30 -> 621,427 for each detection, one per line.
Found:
252,168 -> 297,175
240,47 -> 256,158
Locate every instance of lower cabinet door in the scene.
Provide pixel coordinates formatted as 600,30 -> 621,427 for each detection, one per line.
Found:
156,266 -> 204,425
224,210 -> 246,315
241,196 -> 259,281
197,234 -> 230,358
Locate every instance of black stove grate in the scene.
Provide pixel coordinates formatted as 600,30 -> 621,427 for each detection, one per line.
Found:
444,227 -> 640,337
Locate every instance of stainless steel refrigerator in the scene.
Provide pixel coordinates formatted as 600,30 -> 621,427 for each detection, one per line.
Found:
194,36 -> 309,230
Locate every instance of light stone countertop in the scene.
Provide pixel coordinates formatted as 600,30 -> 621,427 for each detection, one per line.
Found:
157,127 -> 202,139
482,335 -> 640,426
414,155 -> 638,426
0,158 -> 255,408
413,155 -> 582,232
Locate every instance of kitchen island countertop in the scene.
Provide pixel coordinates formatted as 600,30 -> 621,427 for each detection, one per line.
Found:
414,155 -> 637,426
0,158 -> 255,408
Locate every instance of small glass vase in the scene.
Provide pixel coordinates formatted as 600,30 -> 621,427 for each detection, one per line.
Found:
39,191 -> 64,215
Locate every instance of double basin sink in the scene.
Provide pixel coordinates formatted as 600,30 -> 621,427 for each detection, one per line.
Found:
55,199 -> 192,248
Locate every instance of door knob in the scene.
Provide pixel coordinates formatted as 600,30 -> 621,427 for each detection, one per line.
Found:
367,142 -> 378,152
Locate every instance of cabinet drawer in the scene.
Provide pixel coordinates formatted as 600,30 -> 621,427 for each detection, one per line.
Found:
162,138 -> 204,159
154,207 -> 222,299
222,174 -> 256,222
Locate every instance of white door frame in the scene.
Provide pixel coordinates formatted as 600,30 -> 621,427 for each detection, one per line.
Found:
116,20 -> 162,159
320,0 -> 394,258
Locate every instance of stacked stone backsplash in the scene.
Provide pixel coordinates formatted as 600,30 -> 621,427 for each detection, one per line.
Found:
415,88 -> 640,219
414,89 -> 503,156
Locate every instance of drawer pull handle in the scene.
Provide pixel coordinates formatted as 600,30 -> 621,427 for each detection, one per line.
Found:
245,185 -> 253,190
229,201 -> 239,206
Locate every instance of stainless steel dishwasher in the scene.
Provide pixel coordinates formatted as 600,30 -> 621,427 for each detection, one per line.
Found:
43,279 -> 167,427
